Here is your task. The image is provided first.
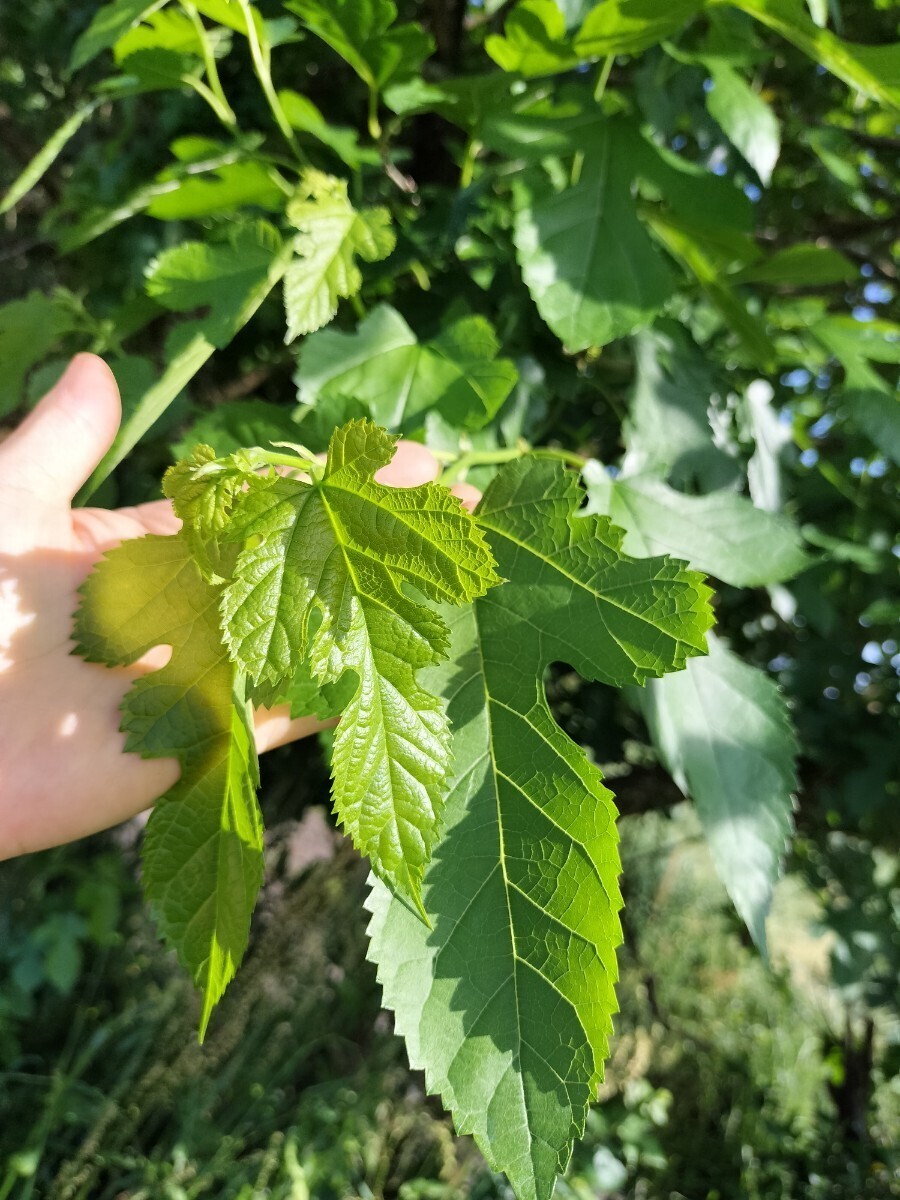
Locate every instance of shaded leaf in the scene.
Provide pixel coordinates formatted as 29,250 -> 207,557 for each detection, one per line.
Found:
513,121 -> 675,351
729,0 -> 900,109
296,304 -> 518,434
623,325 -> 739,491
286,0 -> 433,90
583,465 -> 811,587
79,222 -> 293,500
704,59 -> 781,185
734,243 -> 856,286
639,635 -> 798,953
73,532 -> 264,1037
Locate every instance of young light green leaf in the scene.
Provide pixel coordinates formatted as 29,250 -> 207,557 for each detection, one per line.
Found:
574,0 -> 705,58
220,421 -> 500,907
639,635 -> 798,954
73,532 -> 264,1038
367,456 -> 713,1200
283,170 -> 396,341
485,0 -> 577,75
704,60 -> 781,185
70,0 -> 168,69
725,0 -> 900,109
285,0 -> 433,90
486,0 -> 704,75
0,101 -> 100,216
583,465 -> 810,587
295,305 -> 518,434
513,121 -> 675,351
146,159 -> 286,220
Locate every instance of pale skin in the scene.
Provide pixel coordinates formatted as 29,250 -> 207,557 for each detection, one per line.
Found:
0,354 -> 480,861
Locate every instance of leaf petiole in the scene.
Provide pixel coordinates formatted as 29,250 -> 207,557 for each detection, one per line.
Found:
438,444 -> 587,486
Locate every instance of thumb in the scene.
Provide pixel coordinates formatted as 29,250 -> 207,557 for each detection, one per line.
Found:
1,354 -> 121,505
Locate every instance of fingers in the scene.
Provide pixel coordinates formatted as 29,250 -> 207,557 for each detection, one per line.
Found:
375,440 -> 440,487
254,703 -> 336,753
0,354 -> 121,505
450,482 -> 481,512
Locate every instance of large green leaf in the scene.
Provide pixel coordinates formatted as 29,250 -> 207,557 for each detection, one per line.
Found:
583,465 -> 810,587
367,457 -> 713,1200
283,170 -> 396,341
286,0 -> 433,90
73,532 -> 263,1038
725,0 -> 900,109
639,635 -> 798,953
295,304 -> 518,434
513,121 -> 675,351
219,422 -> 500,907
704,59 -> 781,185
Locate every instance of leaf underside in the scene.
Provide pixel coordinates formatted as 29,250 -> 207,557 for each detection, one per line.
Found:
220,420 -> 500,907
73,531 -> 263,1038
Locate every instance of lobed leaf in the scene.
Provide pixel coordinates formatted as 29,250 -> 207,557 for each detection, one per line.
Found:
283,170 -> 396,341
295,304 -> 518,434
513,120 -> 675,351
367,457 -> 714,1200
286,0 -> 433,90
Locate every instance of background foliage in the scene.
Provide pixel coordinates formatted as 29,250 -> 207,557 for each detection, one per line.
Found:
1,0 -> 898,1196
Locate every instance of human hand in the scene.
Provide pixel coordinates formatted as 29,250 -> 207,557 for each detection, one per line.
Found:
0,354 -> 480,860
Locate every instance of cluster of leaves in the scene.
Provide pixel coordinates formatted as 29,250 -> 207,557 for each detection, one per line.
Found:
2,1 -> 899,1198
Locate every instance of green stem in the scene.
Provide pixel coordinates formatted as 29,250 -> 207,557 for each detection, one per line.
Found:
439,444 -> 587,486
183,75 -> 239,133
460,136 -> 482,188
594,53 -> 615,102
179,0 -> 237,128
237,0 -> 303,160
249,446 -> 323,477
367,85 -> 382,140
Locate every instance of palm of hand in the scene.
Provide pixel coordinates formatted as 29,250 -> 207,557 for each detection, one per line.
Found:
0,356 -> 465,860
